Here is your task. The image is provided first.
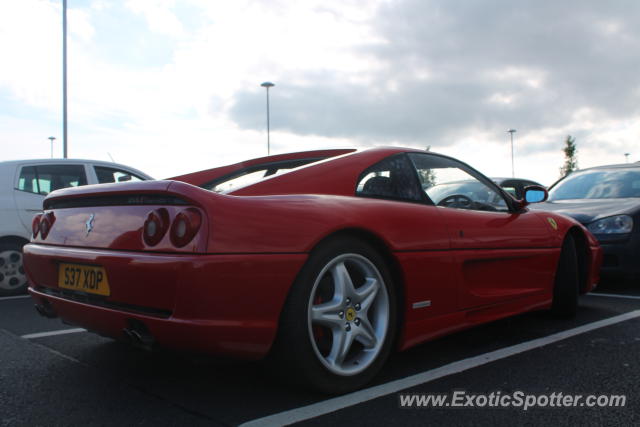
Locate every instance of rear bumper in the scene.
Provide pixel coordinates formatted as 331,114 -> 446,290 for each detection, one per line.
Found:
24,243 -> 307,359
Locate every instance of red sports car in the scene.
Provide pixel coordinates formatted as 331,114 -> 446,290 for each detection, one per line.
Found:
24,147 -> 601,393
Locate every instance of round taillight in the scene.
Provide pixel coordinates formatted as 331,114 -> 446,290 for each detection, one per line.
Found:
32,214 -> 43,238
143,208 -> 169,246
39,212 -> 55,239
170,208 -> 202,248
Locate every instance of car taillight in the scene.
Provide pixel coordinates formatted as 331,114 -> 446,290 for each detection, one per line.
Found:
39,212 -> 55,239
32,214 -> 43,238
170,208 -> 202,248
143,208 -> 169,246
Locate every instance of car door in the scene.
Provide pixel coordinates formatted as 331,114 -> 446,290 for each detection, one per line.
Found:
408,153 -> 556,310
13,163 -> 88,232
355,153 -> 458,318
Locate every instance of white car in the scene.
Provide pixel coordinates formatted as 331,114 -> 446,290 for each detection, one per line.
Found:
0,158 -> 152,295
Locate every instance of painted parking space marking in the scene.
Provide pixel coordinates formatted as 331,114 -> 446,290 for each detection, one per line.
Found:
21,328 -> 86,339
240,310 -> 640,427
0,295 -> 31,301
589,293 -> 640,300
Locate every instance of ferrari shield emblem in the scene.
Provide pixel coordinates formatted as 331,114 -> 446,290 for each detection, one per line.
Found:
547,217 -> 558,230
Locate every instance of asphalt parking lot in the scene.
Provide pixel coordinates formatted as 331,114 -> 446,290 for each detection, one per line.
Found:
2,282 -> 640,427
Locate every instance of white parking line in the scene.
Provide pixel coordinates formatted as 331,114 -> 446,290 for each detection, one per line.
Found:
589,292 -> 640,300
240,310 -> 640,427
21,328 -> 86,339
0,295 -> 31,301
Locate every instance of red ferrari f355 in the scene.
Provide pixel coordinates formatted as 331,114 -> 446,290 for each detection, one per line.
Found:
24,147 -> 601,393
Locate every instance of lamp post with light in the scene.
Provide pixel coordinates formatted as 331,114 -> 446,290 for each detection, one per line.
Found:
62,0 -> 68,158
507,129 -> 516,177
261,81 -> 275,156
48,136 -> 56,158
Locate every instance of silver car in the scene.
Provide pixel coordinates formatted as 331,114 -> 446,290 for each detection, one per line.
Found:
0,158 -> 152,295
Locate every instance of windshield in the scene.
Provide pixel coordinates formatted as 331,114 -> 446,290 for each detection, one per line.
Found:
549,169 -> 640,200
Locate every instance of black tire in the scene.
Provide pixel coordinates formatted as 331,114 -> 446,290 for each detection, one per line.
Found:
272,237 -> 397,394
0,240 -> 29,296
551,234 -> 579,318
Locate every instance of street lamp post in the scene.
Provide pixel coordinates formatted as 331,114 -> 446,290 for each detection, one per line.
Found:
63,0 -> 68,158
260,81 -> 275,156
625,153 -> 630,163
507,129 -> 516,177
48,136 -> 56,158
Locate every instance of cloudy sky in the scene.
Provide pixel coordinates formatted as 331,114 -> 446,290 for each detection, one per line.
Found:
1,0 -> 638,185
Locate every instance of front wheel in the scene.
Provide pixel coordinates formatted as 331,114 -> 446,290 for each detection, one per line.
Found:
551,234 -> 579,318
273,237 -> 397,393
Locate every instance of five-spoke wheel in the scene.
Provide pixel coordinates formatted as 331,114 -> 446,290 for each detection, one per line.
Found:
274,237 -> 396,393
0,242 -> 28,296
308,253 -> 390,376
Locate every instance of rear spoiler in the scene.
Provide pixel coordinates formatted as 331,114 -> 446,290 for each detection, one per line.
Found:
43,180 -> 217,210
168,149 -> 355,186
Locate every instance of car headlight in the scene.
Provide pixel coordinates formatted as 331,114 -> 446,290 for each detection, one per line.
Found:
587,215 -> 633,234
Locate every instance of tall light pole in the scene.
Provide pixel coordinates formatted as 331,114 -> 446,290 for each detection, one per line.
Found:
62,0 -> 68,158
625,153 -> 630,163
507,129 -> 516,177
261,81 -> 275,155
48,136 -> 56,158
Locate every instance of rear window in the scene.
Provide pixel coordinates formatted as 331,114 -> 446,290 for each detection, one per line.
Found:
17,164 -> 87,195
201,158 -> 325,193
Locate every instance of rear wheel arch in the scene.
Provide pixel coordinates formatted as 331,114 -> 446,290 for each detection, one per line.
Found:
0,235 -> 30,247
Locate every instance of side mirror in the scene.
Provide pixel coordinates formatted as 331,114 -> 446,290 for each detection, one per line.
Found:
523,185 -> 548,204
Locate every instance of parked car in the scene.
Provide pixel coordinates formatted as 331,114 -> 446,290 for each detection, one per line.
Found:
532,162 -> 640,283
24,148 -> 601,393
493,177 -> 544,200
0,158 -> 152,295
424,177 -> 544,211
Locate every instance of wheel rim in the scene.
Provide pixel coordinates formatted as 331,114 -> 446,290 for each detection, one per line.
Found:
0,250 -> 27,291
307,253 -> 390,376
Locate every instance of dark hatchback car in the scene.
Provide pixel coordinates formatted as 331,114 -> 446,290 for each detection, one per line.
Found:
533,162 -> 640,283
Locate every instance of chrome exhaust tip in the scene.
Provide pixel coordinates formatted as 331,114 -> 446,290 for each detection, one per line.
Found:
34,303 -> 57,319
123,319 -> 155,350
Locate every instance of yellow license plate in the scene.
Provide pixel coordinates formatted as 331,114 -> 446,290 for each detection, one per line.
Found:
58,263 -> 110,296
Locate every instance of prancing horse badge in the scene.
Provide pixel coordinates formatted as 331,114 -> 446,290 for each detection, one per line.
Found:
86,214 -> 95,235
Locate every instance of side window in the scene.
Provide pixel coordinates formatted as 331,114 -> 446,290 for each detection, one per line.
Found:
35,165 -> 87,195
17,166 -> 39,194
211,169 -> 273,193
408,153 -> 509,212
356,154 -> 423,202
95,166 -> 144,184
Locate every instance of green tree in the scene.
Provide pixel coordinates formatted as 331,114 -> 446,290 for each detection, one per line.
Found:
560,135 -> 578,177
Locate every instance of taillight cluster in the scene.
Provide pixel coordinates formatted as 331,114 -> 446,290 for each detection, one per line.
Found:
32,212 -> 55,239
143,208 -> 202,248
143,208 -> 170,246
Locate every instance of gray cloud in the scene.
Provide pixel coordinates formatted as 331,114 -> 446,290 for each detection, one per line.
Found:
228,0 -> 640,151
